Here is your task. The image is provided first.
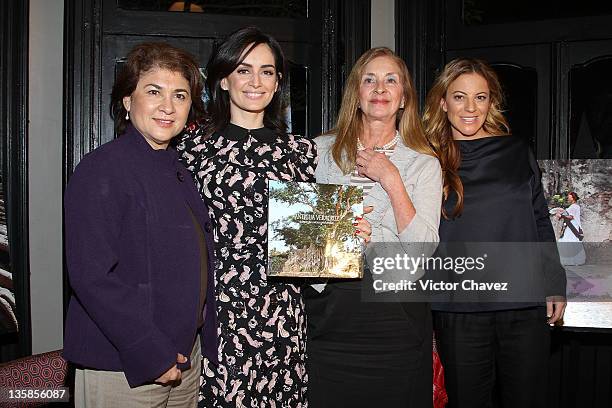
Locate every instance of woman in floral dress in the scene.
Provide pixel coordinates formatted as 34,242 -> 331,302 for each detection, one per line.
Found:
178,27 -> 316,407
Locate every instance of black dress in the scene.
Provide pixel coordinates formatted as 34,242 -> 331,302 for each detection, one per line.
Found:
431,135 -> 566,408
178,123 -> 317,407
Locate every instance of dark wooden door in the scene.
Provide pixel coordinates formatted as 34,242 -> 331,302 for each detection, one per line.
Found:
399,0 -> 612,160
562,39 -> 612,159
443,1 -> 612,160
69,0 -> 324,153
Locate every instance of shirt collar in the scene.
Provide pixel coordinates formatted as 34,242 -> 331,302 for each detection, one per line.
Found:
123,124 -> 178,163
219,122 -> 277,143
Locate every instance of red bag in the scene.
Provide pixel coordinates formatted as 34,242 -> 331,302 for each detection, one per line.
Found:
433,335 -> 448,408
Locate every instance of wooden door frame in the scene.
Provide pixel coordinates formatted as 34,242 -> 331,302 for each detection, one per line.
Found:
395,0 -> 445,107
0,0 -> 31,359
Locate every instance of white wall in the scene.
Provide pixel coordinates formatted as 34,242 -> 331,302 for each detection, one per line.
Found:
371,0 -> 395,50
28,0 -> 64,353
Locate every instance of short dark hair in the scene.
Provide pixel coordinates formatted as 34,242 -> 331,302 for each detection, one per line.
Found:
204,26 -> 287,137
110,42 -> 205,135
568,191 -> 580,202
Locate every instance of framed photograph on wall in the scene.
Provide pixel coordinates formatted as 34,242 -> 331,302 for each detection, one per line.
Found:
540,159 -> 612,329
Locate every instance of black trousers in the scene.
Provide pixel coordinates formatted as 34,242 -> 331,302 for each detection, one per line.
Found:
433,307 -> 550,408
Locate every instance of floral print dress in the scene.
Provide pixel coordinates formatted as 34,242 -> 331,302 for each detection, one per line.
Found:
178,123 -> 317,408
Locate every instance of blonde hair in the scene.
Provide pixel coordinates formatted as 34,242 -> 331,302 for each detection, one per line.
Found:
328,47 -> 434,174
423,58 -> 510,218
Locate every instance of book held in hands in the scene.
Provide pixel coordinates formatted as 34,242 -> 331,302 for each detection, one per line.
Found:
267,180 -> 364,278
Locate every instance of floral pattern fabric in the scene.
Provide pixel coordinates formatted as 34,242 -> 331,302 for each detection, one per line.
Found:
178,123 -> 317,407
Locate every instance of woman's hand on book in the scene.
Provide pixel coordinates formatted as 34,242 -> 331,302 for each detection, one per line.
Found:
354,206 -> 374,243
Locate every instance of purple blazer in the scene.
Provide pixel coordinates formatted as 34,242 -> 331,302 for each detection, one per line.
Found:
63,125 -> 218,387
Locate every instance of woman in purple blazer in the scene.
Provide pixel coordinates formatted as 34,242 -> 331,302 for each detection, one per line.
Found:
63,43 -> 217,407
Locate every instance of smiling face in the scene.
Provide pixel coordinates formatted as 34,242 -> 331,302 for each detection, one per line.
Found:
220,43 -> 279,127
441,72 -> 492,140
122,68 -> 191,149
358,56 -> 405,123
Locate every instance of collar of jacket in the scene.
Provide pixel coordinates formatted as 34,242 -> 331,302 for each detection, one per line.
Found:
122,124 -> 179,165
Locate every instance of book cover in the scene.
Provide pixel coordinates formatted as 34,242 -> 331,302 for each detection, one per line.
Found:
267,180 -> 364,278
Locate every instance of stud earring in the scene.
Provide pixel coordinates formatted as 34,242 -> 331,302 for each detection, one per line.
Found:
125,111 -> 129,120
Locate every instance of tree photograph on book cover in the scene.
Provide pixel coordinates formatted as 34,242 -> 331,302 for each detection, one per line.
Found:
267,180 -> 363,278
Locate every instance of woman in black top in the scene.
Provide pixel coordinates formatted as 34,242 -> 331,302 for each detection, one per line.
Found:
423,58 -> 566,408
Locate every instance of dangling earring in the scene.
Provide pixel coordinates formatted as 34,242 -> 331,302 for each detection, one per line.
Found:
125,111 -> 130,120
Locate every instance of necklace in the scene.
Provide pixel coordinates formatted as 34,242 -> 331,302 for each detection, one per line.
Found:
357,130 -> 400,151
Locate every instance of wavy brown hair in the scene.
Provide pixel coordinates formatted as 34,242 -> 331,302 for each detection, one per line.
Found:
328,47 -> 434,174
423,58 -> 510,219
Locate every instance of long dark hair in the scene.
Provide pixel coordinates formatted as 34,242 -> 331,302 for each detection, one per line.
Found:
203,26 -> 287,137
110,42 -> 204,135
